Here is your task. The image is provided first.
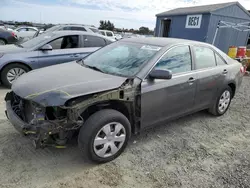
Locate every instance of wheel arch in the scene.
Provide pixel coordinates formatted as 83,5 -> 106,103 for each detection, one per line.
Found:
0,38 -> 7,44
80,100 -> 136,133
228,82 -> 236,98
0,62 -> 32,74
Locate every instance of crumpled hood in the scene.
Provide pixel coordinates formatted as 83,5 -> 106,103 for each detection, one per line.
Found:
0,44 -> 27,54
12,62 -> 127,106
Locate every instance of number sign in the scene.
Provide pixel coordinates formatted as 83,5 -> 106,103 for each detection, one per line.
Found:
185,15 -> 202,28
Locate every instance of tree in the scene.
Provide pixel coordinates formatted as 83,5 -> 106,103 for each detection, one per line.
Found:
99,20 -> 115,31
139,26 -> 150,34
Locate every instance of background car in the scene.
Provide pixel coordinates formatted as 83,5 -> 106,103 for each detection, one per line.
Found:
0,28 -> 18,46
0,23 -> 7,30
13,26 -> 43,40
100,30 -> 122,40
42,24 -> 101,34
0,31 -> 114,87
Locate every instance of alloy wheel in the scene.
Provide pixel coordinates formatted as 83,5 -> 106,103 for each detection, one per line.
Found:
0,40 -> 5,45
218,90 -> 231,113
7,68 -> 26,84
93,122 -> 126,158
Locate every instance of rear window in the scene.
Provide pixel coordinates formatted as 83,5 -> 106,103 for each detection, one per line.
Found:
194,46 -> 216,69
84,35 -> 106,47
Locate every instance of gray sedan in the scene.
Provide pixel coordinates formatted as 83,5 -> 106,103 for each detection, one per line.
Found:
5,38 -> 244,163
0,31 -> 114,87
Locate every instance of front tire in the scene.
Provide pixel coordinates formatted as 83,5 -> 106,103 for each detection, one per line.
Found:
1,63 -> 30,87
209,86 -> 233,116
78,109 -> 131,163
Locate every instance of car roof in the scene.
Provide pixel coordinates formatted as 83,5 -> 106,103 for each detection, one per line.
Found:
50,30 -> 114,41
57,24 -> 96,28
121,37 -> 210,47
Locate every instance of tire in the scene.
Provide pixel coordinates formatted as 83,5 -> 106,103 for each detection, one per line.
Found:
209,86 -> 233,116
1,63 -> 30,88
78,109 -> 131,163
0,39 -> 6,45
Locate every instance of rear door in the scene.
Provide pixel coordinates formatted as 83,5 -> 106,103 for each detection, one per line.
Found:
192,45 -> 227,109
37,35 -> 86,68
141,45 -> 198,128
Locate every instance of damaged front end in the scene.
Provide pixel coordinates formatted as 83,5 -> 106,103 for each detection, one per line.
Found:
5,92 -> 82,148
5,78 -> 141,149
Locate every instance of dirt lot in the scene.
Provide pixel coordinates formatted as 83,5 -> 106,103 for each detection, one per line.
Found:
0,77 -> 250,188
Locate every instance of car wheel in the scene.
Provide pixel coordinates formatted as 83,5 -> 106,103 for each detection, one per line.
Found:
1,63 -> 30,87
78,109 -> 131,163
209,86 -> 232,116
0,39 -> 6,45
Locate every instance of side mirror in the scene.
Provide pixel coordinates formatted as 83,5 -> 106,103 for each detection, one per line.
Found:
149,69 -> 172,80
40,44 -> 52,51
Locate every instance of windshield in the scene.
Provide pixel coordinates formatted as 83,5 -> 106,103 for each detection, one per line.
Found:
83,41 -> 161,77
44,25 -> 61,33
21,33 -> 54,48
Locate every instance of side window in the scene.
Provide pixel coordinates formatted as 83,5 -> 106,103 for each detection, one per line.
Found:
215,53 -> 227,66
155,46 -> 192,74
106,32 -> 113,37
17,28 -> 27,32
100,31 -> 105,36
193,46 -> 216,69
70,27 -> 87,31
27,28 -> 36,31
62,27 -> 71,30
48,35 -> 79,49
84,36 -> 106,47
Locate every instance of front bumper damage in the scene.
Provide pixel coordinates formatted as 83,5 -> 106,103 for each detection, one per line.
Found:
5,92 -> 80,148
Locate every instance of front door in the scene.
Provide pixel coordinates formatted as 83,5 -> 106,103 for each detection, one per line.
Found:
141,45 -> 197,128
37,35 -> 88,68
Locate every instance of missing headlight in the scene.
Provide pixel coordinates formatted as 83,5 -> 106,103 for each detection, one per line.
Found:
45,107 -> 67,120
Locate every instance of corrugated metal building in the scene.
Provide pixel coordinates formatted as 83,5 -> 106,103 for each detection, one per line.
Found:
155,2 -> 250,52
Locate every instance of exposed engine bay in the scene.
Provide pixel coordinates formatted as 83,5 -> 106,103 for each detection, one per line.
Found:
5,78 -> 141,149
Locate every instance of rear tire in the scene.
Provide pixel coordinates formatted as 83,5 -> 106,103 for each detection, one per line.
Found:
0,39 -> 6,45
1,63 -> 30,88
78,109 -> 131,163
209,86 -> 233,116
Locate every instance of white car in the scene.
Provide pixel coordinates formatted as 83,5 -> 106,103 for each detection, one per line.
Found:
99,30 -> 122,40
14,26 -> 42,39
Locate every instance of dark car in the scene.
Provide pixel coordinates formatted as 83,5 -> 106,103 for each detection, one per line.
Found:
0,30 -> 115,87
0,28 -> 18,45
5,38 -> 244,163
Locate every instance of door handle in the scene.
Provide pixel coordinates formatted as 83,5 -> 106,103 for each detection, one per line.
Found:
222,69 -> 228,74
187,77 -> 195,83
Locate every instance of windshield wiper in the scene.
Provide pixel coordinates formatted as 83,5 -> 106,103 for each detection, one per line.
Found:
15,44 -> 23,48
78,59 -> 104,73
85,65 -> 104,73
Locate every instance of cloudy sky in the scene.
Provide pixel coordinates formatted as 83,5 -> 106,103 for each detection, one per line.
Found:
1,0 -> 250,29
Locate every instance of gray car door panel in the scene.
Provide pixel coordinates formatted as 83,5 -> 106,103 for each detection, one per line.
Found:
141,72 -> 197,128
37,47 -> 95,68
192,46 -> 227,109
194,68 -> 225,108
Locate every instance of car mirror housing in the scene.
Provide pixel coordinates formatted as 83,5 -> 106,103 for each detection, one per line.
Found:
149,69 -> 172,80
40,44 -> 53,51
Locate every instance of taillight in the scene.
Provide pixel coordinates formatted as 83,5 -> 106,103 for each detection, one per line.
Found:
240,66 -> 246,74
11,32 -> 16,37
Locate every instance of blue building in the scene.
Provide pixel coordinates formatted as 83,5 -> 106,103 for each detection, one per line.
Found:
155,2 -> 250,52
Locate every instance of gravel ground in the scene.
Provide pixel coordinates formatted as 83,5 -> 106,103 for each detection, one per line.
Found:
0,77 -> 250,188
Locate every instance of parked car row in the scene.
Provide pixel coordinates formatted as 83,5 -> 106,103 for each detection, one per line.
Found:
0,30 -> 115,87
4,36 -> 245,163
